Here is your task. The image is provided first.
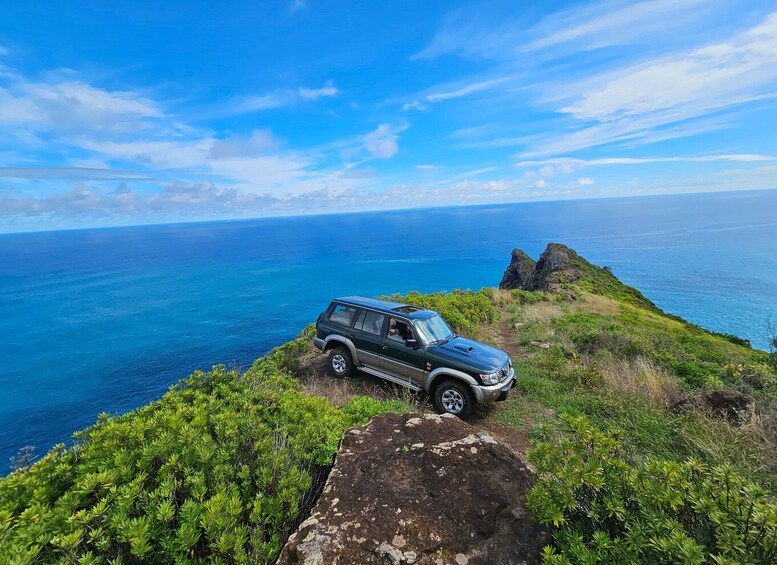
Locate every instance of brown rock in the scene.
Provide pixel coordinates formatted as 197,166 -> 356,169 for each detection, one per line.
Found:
528,243 -> 581,292
497,243 -> 587,292
499,249 -> 536,291
675,389 -> 755,426
277,413 -> 548,565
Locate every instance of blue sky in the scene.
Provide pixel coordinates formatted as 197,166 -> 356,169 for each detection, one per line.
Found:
1,0 -> 776,231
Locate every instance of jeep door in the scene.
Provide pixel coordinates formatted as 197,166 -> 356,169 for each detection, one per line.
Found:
380,317 -> 426,388
347,309 -> 386,369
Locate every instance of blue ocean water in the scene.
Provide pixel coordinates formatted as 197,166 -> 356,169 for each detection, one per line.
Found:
1,189 -> 776,470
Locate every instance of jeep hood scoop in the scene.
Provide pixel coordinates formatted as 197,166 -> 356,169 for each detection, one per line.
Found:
431,336 -> 508,372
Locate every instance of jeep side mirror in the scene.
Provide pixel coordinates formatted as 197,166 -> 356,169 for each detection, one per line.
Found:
405,338 -> 419,349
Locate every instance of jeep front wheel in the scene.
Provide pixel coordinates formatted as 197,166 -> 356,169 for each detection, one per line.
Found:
433,379 -> 474,419
328,346 -> 354,378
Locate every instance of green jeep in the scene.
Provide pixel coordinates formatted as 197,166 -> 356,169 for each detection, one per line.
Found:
313,296 -> 515,418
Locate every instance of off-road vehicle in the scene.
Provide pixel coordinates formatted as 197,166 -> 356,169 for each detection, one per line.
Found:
313,296 -> 515,418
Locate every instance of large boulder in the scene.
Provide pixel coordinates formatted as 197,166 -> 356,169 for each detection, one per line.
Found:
528,243 -> 581,292
675,389 -> 755,426
498,249 -> 536,291
277,413 -> 547,565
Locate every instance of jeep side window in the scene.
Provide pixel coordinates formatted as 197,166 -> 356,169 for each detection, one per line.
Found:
353,309 -> 367,330
387,318 -> 413,342
358,311 -> 385,335
329,304 -> 358,326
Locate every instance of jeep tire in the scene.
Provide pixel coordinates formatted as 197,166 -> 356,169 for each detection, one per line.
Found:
433,379 -> 474,419
328,346 -> 354,378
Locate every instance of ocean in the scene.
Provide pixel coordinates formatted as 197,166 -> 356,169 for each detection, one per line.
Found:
1,189 -> 776,471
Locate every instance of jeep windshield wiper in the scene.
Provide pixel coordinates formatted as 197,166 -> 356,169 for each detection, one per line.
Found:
429,333 -> 455,346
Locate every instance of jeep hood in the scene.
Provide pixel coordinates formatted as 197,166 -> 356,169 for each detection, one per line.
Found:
430,336 -> 508,372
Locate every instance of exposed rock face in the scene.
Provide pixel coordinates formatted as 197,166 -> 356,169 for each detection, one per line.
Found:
675,389 -> 755,426
277,413 -> 547,565
529,243 -> 581,292
498,249 -> 536,291
499,243 -> 582,292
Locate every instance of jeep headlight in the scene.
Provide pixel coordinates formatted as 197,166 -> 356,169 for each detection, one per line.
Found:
479,371 -> 500,385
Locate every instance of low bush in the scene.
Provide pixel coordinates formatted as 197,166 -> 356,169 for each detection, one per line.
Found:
0,358 -> 399,564
509,289 -> 549,305
527,414 -> 777,564
385,289 -> 495,333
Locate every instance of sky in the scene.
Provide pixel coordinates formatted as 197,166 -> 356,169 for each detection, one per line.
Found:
1,0 -> 776,232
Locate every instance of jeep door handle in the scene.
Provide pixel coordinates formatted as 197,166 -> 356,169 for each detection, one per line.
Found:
382,345 -> 388,350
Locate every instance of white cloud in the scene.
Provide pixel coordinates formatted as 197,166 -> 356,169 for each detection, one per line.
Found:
0,167 -> 158,181
519,11 -> 777,156
214,81 -> 339,117
577,176 -> 594,186
561,14 -> 777,123
524,0 -> 711,53
230,93 -> 291,113
413,0 -> 723,61
401,100 -> 427,111
516,154 -> 777,171
533,179 -> 548,189
0,78 -> 163,134
208,129 -> 279,159
364,124 -> 401,159
298,80 -> 339,100
426,78 -> 507,102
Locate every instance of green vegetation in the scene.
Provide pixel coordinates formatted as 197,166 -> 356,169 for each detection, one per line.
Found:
485,256 -> 777,562
528,415 -> 777,564
383,289 -> 495,333
494,289 -> 776,488
567,255 -> 659,312
0,333 -> 404,564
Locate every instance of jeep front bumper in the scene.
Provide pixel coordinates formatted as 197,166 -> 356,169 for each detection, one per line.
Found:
472,368 -> 515,403
313,337 -> 325,351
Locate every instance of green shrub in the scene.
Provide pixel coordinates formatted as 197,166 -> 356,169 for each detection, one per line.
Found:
509,289 -> 549,305
0,359 -> 391,564
384,289 -> 495,333
528,414 -> 777,564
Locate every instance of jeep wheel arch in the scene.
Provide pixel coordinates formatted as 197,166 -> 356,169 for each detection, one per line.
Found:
323,336 -> 360,366
426,367 -> 478,394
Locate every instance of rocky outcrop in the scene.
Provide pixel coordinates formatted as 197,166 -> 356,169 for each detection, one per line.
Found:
675,389 -> 755,426
528,243 -> 582,292
498,249 -> 536,291
499,243 -> 583,292
277,413 -> 547,565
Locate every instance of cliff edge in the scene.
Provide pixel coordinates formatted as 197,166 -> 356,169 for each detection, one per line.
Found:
277,413 -> 547,565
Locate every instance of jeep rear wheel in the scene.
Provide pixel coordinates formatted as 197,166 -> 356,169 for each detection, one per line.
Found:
433,379 -> 474,419
328,346 -> 354,378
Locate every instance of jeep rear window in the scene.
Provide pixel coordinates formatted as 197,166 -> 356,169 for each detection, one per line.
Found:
329,304 -> 358,326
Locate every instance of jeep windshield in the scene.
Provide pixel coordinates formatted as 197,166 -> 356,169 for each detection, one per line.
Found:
414,315 -> 455,345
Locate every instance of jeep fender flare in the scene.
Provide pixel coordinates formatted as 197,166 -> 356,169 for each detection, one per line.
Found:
323,335 -> 360,366
425,367 -> 479,396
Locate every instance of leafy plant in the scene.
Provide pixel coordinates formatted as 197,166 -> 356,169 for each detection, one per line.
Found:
383,289 -> 495,333
0,352 -> 396,564
527,414 -> 777,564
